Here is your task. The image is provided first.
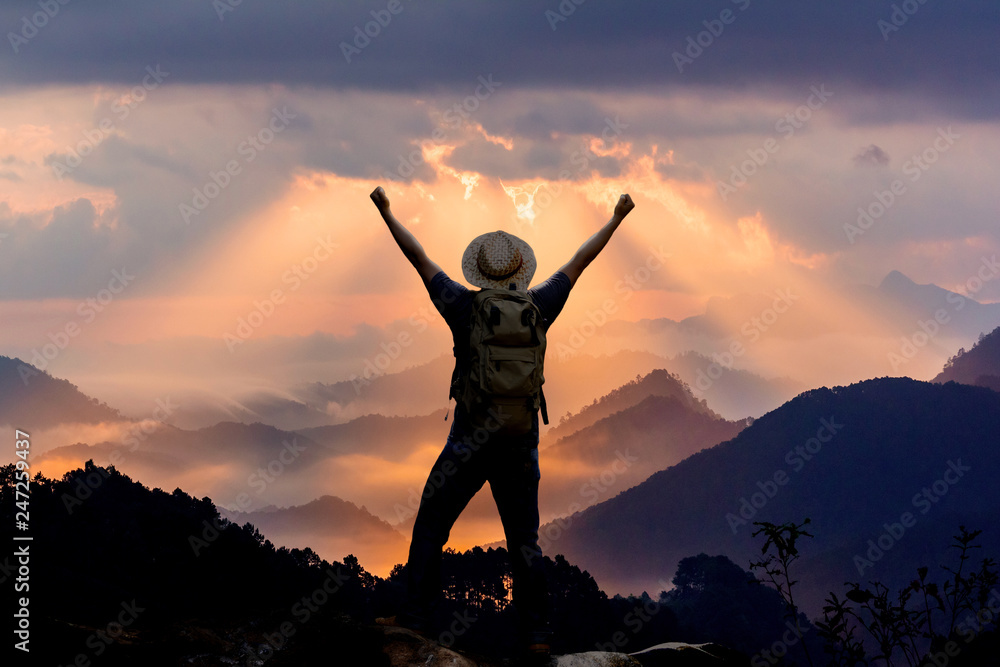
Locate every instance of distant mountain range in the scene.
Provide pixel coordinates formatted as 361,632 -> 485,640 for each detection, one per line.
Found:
33,414 -> 423,573
221,495 -> 408,575
535,377 -> 1000,614
0,354 -> 121,428
162,351 -> 688,430
7,268 -> 993,434
614,270 -> 1000,348
664,351 -> 803,420
292,349 -> 799,427
536,371 -> 747,518
29,268 -> 968,435
869,271 -> 1000,338
33,411 -> 444,521
24,357 -> 751,568
292,350 -> 697,427
543,368 -> 724,442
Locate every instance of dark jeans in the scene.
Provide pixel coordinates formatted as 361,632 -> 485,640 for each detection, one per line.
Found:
401,430 -> 550,637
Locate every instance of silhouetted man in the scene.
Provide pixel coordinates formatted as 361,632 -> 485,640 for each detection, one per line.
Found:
371,185 -> 635,657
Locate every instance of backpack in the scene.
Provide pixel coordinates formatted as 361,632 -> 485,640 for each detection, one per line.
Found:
450,288 -> 549,436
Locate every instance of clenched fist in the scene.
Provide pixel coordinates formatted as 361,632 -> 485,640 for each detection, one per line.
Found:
370,186 -> 390,212
614,193 -> 635,220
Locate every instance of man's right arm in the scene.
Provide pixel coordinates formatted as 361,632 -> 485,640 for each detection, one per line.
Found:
558,193 -> 635,287
371,186 -> 442,287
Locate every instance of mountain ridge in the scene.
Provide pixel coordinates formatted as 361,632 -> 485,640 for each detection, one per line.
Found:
0,354 -> 122,428
932,325 -> 1000,387
535,376 -> 1000,614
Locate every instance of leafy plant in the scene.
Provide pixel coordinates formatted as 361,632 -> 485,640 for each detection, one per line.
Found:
816,526 -> 997,666
750,519 -> 817,666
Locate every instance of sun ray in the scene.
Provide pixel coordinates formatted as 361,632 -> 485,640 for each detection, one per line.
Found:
499,179 -> 546,225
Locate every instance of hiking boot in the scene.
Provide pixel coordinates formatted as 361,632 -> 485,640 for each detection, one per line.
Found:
525,629 -> 552,662
527,640 -> 551,658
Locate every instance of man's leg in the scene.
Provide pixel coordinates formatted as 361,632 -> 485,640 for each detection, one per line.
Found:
489,445 -> 550,643
401,435 -> 486,628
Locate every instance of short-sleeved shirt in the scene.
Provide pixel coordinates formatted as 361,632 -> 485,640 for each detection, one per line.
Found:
427,270 -> 573,447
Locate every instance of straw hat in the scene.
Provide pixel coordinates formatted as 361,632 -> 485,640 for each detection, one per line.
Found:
462,230 -> 536,290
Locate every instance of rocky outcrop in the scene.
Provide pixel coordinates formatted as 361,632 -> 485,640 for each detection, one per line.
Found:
377,625 -> 748,666
554,653 -> 641,666
381,626 -> 480,666
630,641 -> 749,665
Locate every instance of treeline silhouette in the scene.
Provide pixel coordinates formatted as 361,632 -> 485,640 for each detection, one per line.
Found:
2,461 -> 388,666
6,460 -> 998,664
2,462 -> 810,663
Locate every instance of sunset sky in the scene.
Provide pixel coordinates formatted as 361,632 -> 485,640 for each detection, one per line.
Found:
2,1 -> 999,421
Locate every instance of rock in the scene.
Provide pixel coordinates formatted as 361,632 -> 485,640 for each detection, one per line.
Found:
555,652 -> 642,666
629,642 -> 748,666
380,625 -> 479,667
375,624 -> 747,667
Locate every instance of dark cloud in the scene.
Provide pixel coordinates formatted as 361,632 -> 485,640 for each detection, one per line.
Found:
655,161 -> 708,182
0,198 -> 117,299
444,130 -> 625,182
1,1 -> 997,116
853,144 -> 890,167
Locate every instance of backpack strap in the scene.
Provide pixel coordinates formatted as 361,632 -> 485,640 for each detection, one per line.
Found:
539,387 -> 549,426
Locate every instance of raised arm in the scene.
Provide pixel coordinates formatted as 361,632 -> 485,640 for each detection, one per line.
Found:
558,193 -> 635,287
370,186 -> 442,286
